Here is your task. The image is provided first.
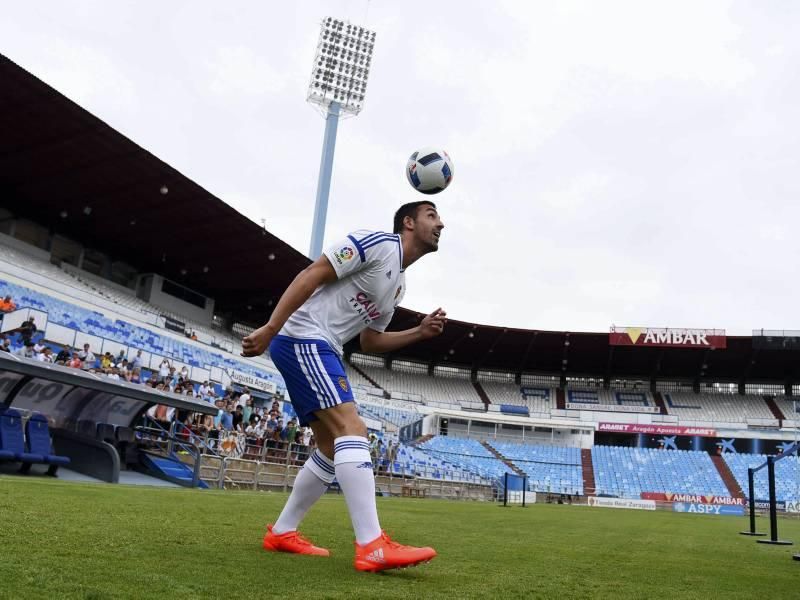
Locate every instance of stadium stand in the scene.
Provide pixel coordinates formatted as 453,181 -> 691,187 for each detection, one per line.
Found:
662,393 -> 778,426
387,443 -> 491,483
357,400 -> 419,428
489,441 -> 583,494
0,277 -> 282,389
592,445 -> 730,499
722,452 -> 800,503
419,437 -> 511,480
566,388 -> 656,412
355,363 -> 483,409
481,382 -> 553,417
773,396 -> 800,427
0,242 -> 241,354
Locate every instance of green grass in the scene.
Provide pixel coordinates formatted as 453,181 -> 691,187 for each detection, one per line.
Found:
1,477 -> 799,599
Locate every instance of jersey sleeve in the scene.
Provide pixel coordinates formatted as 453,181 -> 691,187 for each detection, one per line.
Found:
323,230 -> 393,279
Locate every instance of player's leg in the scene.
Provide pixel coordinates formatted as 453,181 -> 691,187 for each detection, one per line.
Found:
262,336 -> 336,556
313,402 -> 437,572
312,402 -> 380,542
271,421 -> 334,535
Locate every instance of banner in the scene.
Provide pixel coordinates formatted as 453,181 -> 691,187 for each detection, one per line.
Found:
163,315 -> 186,334
641,492 -> 744,506
597,423 -> 717,437
672,502 -> 745,516
786,501 -> 800,513
609,327 -> 726,349
226,369 -> 277,395
755,499 -> 786,511
587,497 -> 656,511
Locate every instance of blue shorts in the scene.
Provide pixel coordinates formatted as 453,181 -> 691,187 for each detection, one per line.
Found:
269,335 -> 355,427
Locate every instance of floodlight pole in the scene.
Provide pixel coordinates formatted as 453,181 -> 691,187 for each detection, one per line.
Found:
308,101 -> 341,259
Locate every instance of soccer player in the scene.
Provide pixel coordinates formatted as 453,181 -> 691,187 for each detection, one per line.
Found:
241,200 -> 445,572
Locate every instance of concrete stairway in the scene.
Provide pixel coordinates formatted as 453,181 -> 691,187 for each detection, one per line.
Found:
580,449 -> 596,496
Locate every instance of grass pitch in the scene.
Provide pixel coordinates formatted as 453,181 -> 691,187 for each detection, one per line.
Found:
1,477 -> 799,599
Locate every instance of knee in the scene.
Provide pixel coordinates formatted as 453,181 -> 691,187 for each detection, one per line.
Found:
330,415 -> 367,439
318,440 -> 335,460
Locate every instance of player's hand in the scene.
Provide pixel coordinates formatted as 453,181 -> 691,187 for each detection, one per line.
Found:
419,307 -> 447,340
241,324 -> 276,357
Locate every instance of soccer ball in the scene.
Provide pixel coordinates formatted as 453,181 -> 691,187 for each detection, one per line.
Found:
405,147 -> 454,195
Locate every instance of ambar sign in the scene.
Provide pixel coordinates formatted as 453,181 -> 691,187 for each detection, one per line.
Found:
609,327 -> 727,349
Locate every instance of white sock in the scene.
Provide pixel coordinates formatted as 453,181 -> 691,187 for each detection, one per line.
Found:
334,435 -> 381,545
272,449 -> 334,534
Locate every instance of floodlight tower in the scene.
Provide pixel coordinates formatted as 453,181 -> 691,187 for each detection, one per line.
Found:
306,17 -> 376,259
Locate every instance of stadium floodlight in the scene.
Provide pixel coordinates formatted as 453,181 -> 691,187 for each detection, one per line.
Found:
306,17 -> 376,259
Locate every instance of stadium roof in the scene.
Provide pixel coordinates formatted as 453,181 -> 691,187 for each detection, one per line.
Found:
0,53 -> 309,318
3,53 -> 800,386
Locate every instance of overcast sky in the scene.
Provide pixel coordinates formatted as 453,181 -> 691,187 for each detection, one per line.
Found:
3,1 -> 799,335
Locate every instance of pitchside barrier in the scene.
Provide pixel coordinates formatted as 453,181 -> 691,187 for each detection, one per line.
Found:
738,442 -> 799,554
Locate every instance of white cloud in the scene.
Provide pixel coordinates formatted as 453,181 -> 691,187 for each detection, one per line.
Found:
2,0 -> 800,336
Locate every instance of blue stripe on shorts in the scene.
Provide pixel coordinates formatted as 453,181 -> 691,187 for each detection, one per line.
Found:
269,335 -> 355,426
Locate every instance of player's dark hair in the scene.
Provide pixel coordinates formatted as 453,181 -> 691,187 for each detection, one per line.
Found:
393,201 -> 437,234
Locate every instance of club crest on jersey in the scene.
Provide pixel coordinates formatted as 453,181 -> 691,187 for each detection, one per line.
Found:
386,270 -> 392,279
334,246 -> 355,264
338,376 -> 349,392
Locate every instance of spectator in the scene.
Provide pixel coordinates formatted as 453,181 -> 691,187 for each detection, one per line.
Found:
19,342 -> 35,359
100,352 -> 113,371
221,405 -> 234,431
242,397 -> 253,426
55,345 -> 70,365
17,317 -> 37,346
0,337 -> 11,353
168,368 -> 179,391
179,365 -> 189,381
36,346 -> 53,363
106,367 -> 121,381
117,358 -> 130,373
284,418 -> 298,445
78,343 -> 96,370
131,349 -> 144,370
158,359 -> 171,383
0,295 -> 16,313
190,331 -> 198,341
33,340 -> 46,355
68,352 -> 82,368
130,367 -> 142,384
232,405 -> 244,431
238,387 -> 251,408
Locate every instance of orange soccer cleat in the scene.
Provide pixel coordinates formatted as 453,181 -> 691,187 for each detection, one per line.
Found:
262,525 -> 330,557
353,531 -> 437,572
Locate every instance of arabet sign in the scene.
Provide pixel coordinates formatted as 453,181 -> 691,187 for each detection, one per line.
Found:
609,327 -> 727,349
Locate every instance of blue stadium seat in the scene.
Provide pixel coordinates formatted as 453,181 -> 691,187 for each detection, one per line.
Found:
0,408 -> 45,465
24,413 -> 70,475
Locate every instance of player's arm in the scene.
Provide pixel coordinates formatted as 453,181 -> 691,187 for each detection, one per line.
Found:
241,256 -> 338,357
359,308 -> 447,354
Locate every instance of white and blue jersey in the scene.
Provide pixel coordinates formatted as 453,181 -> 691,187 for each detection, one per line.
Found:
271,230 -> 407,425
